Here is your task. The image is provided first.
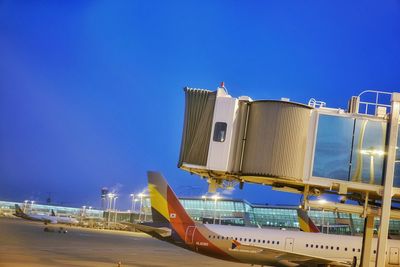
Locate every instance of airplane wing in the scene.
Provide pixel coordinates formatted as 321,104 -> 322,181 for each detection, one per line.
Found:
121,222 -> 171,238
230,240 -> 351,267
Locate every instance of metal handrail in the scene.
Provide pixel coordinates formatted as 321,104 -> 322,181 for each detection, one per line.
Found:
357,90 -> 392,115
308,98 -> 326,108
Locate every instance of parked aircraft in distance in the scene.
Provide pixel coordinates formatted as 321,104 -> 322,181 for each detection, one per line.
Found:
14,204 -> 79,225
130,171 -> 400,267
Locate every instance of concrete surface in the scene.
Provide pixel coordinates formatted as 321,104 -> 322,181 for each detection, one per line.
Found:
0,217 -> 247,267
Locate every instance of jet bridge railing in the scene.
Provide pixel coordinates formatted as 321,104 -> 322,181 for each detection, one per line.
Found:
357,90 -> 392,116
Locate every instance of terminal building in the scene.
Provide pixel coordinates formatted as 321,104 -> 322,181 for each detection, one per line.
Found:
3,198 -> 400,236
0,201 -> 103,220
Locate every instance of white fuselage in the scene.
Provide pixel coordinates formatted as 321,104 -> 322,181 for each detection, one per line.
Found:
23,213 -> 79,225
202,224 -> 400,266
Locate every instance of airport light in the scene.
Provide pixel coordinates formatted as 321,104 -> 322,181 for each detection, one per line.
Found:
130,193 -> 135,213
106,193 -> 117,228
360,149 -> 385,156
107,193 -> 116,211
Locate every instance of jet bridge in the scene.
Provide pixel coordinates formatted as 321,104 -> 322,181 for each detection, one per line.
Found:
178,85 -> 400,267
178,87 -> 400,200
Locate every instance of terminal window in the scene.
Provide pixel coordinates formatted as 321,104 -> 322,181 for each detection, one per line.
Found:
213,122 -> 227,142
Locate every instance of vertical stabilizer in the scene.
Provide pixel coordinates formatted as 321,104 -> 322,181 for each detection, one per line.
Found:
147,171 -> 195,229
14,204 -> 24,215
297,208 -> 320,233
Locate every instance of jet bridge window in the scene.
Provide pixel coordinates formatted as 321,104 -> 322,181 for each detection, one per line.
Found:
213,122 -> 227,142
313,114 -> 387,186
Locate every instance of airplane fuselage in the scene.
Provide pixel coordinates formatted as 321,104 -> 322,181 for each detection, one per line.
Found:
144,171 -> 400,267
155,223 -> 400,267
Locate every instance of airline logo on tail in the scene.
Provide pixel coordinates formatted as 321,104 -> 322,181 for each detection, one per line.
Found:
147,171 -> 195,230
231,240 -> 241,250
297,208 -> 320,233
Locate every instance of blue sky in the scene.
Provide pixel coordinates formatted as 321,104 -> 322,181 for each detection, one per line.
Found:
0,1 -> 399,209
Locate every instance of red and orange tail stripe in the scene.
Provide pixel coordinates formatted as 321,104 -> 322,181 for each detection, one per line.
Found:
147,171 -> 195,229
297,208 -> 320,233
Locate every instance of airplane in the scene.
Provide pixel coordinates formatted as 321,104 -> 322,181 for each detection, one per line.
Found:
49,208 -> 80,225
13,204 -> 79,225
129,171 -> 400,267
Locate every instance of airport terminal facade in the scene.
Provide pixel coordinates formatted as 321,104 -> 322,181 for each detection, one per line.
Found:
2,198 -> 400,236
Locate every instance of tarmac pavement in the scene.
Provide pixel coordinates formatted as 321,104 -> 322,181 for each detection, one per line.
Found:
0,217 -> 247,267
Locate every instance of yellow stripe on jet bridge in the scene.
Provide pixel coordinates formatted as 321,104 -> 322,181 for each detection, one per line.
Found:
148,183 -> 170,221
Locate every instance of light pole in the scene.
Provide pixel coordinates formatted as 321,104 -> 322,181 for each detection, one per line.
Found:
318,199 -> 327,233
114,197 -> 118,224
107,193 -> 115,228
212,194 -> 220,224
138,193 -> 144,222
133,199 -> 138,213
201,195 -> 207,222
360,148 -> 385,184
144,196 -> 150,222
30,200 -> 35,213
23,200 -> 28,213
130,194 -> 135,212
82,205 -> 86,218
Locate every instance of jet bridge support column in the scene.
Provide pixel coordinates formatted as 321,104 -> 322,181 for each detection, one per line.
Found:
361,214 -> 375,267
376,93 -> 400,267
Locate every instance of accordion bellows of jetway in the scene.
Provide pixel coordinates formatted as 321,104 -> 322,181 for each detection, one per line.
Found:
178,86 -> 400,197
178,88 -> 216,167
241,100 -> 312,179
179,87 -> 313,181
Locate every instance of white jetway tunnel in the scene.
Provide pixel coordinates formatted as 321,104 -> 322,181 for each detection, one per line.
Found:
179,87 -> 314,182
179,87 -> 400,197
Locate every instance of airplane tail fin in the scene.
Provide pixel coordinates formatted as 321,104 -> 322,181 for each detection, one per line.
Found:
147,171 -> 194,228
297,208 -> 320,233
51,209 -> 56,216
14,204 -> 24,216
